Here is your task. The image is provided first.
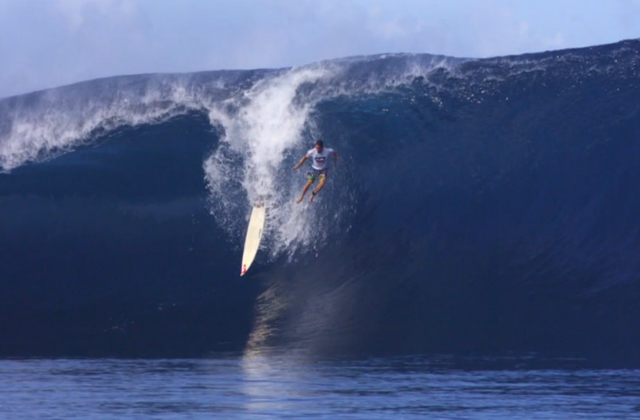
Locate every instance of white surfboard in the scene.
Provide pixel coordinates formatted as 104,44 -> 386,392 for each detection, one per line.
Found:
240,204 -> 266,276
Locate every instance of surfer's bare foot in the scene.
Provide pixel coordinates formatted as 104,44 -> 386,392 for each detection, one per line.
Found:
296,196 -> 304,204
309,191 -> 317,202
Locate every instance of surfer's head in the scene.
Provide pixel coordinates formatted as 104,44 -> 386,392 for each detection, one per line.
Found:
315,140 -> 324,152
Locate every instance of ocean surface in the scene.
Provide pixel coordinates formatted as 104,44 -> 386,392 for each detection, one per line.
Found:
3,355 -> 640,419
1,36 -> 640,388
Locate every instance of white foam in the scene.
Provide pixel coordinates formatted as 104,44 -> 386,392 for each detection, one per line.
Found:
0,74 -> 226,171
205,66 -> 331,257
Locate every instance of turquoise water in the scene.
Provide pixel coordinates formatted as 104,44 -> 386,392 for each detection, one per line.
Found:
2,355 -> 639,419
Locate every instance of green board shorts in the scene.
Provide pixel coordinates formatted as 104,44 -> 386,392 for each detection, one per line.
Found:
307,168 -> 328,183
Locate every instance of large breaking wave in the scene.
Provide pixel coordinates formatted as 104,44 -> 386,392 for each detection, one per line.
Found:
1,40 -> 640,364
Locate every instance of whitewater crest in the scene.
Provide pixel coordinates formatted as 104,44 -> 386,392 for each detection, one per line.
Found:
0,75 -> 213,171
0,54 -> 463,172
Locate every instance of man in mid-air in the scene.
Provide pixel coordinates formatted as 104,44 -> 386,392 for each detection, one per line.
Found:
293,140 -> 338,203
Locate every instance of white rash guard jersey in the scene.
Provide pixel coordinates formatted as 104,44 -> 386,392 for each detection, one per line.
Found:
307,148 -> 334,170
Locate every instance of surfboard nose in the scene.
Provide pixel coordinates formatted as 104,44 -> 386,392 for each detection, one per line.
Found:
240,205 -> 266,276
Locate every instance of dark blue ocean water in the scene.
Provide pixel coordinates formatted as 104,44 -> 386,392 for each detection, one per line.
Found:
1,40 -> 640,369
2,356 -> 640,419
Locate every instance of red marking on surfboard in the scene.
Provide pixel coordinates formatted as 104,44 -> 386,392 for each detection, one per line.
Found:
241,264 -> 247,275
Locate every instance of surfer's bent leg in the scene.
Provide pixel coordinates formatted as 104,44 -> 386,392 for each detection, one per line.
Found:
309,170 -> 327,202
297,172 -> 316,204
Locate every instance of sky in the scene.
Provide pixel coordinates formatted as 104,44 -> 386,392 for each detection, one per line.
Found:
0,0 -> 639,98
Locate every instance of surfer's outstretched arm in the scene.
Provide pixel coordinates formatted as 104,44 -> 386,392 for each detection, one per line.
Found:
293,155 -> 308,170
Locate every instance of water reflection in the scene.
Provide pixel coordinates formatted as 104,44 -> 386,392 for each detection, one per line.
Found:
1,356 -> 639,419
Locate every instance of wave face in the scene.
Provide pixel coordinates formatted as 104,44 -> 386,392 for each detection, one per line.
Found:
1,40 -> 640,363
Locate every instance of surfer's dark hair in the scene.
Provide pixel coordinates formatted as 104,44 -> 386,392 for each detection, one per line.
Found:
315,140 -> 324,147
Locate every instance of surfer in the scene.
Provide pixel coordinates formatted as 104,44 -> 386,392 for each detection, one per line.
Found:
293,140 -> 338,203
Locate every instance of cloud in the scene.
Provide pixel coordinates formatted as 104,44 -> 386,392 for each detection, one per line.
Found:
0,0 -> 150,97
54,0 -> 139,29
